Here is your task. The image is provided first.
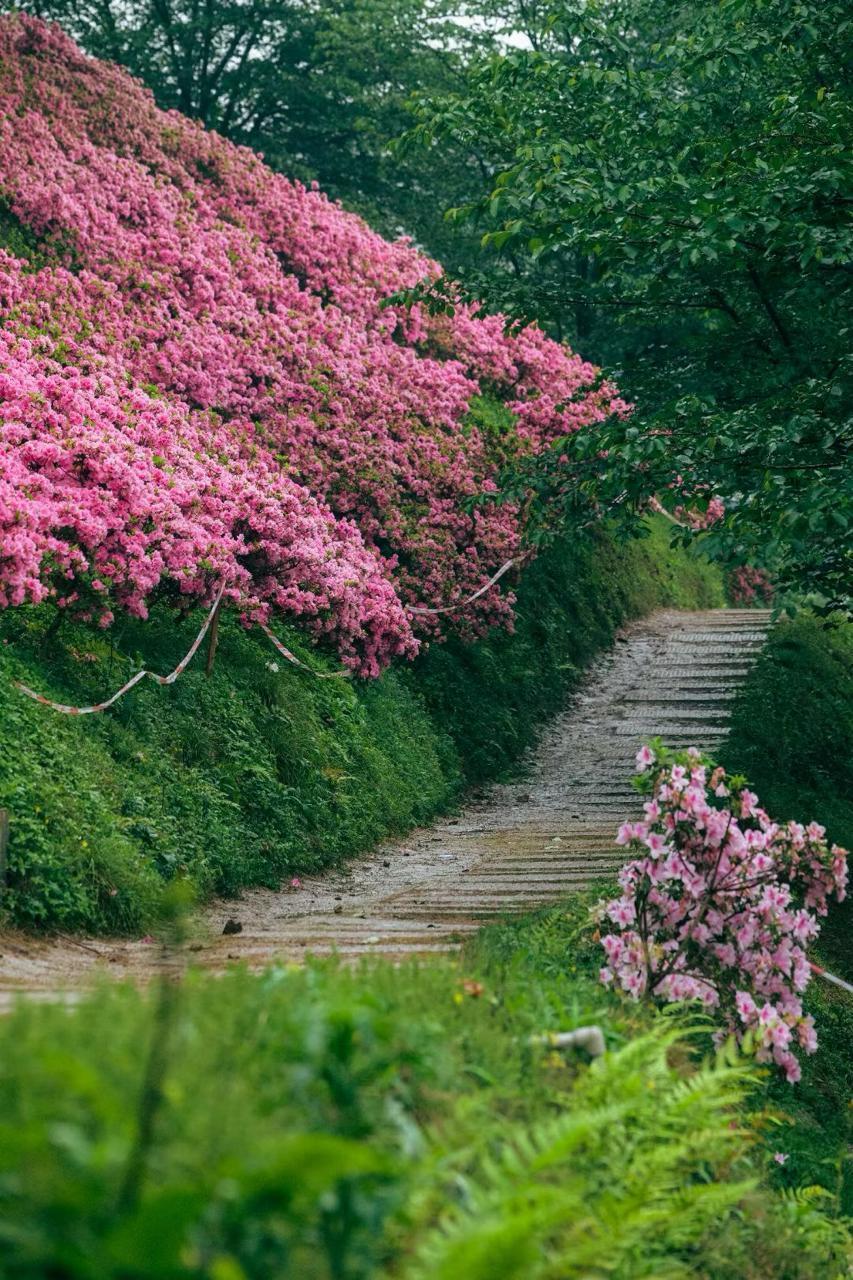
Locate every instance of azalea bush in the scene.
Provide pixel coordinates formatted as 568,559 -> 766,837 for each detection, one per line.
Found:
598,744 -> 849,1082
728,566 -> 774,607
0,14 -> 629,675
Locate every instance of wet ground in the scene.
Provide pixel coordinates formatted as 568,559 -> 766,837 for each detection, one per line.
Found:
0,608 -> 770,1006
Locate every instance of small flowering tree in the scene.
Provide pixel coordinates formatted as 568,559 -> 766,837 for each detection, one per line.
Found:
598,742 -> 848,1082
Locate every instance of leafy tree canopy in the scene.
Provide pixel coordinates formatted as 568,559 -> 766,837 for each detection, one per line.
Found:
404,0 -> 853,613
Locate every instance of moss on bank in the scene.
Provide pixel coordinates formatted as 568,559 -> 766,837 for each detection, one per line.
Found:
0,520 -> 722,933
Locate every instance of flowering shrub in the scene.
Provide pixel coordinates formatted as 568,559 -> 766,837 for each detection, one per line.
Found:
0,319 -> 414,672
672,494 -> 725,530
0,14 -> 630,671
598,743 -> 848,1081
728,566 -> 774,606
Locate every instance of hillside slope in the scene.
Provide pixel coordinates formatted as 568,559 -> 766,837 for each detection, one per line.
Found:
0,14 -> 629,673
1,523 -> 722,931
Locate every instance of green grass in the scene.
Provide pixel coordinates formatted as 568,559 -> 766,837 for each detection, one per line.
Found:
720,613 -> 853,978
0,520 -> 722,933
0,896 -> 848,1280
719,613 -> 853,1216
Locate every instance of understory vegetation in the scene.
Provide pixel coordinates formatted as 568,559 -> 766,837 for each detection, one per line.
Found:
718,615 -> 853,1210
0,519 -> 721,933
722,613 -> 853,979
0,895 -> 849,1280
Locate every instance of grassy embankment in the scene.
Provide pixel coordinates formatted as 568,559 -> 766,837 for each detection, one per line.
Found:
718,613 -> 853,1210
0,518 -> 721,933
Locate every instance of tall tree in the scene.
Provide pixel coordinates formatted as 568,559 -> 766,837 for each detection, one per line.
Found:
405,0 -> 853,611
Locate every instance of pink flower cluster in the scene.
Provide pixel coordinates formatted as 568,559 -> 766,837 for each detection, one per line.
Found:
0,15 -> 630,670
728,566 -> 774,606
599,744 -> 848,1082
672,495 -> 725,530
0,309 -> 412,672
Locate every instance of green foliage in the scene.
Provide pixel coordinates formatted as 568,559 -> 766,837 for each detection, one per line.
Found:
720,614 -> 853,1213
721,614 -> 853,976
0,607 -> 455,932
0,521 -> 721,932
405,0 -> 853,611
0,198 -> 49,267
0,898 -> 848,1278
0,962 -> 457,1279
403,1025 -> 757,1279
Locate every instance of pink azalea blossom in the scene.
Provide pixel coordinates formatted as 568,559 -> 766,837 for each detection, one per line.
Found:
599,744 -> 849,1082
643,832 -> 668,858
728,565 -> 774,605
0,14 -> 631,672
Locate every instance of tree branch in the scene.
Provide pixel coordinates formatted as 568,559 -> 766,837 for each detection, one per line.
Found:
746,262 -> 794,353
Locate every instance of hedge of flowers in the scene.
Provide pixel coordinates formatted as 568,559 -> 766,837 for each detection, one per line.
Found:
0,15 -> 630,674
598,744 -> 848,1082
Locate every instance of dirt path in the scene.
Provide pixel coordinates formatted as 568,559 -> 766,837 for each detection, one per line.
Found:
0,608 -> 770,1005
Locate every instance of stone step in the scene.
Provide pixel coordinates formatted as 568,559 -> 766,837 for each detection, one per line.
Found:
0,607 -> 772,992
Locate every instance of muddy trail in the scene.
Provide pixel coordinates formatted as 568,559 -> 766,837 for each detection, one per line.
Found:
0,608 -> 770,1006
